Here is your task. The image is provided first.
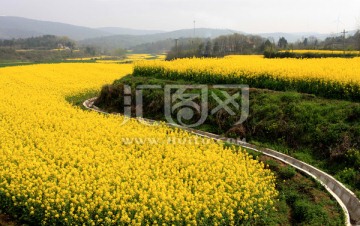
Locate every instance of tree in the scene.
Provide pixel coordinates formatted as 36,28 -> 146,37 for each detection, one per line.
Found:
277,37 -> 288,49
112,48 -> 126,57
303,38 -> 308,47
85,46 -> 96,56
213,41 -> 220,55
308,36 -> 318,48
204,40 -> 212,57
356,30 -> 360,52
261,39 -> 274,52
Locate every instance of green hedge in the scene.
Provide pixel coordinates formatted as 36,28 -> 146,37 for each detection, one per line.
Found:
264,50 -> 359,59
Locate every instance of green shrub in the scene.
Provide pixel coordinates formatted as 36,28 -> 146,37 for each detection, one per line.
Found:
293,199 -> 329,225
264,159 -> 279,171
264,50 -> 358,59
279,166 -> 296,179
345,149 -> 360,169
335,168 -> 358,190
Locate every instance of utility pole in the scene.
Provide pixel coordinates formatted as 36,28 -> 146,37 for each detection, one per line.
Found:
192,21 -> 196,57
341,29 -> 348,53
175,38 -> 179,58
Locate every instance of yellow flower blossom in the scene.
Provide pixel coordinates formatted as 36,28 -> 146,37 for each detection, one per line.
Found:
0,63 -> 277,225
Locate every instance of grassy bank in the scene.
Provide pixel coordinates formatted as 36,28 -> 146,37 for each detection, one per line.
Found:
91,75 -> 360,199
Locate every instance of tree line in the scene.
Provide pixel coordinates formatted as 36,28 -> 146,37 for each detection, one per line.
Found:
0,35 -> 129,62
166,34 -> 272,60
0,35 -> 76,50
166,31 -> 360,60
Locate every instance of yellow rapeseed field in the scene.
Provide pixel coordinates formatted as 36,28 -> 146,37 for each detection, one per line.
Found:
126,54 -> 154,60
134,55 -> 360,100
0,63 -> 277,225
135,55 -> 360,84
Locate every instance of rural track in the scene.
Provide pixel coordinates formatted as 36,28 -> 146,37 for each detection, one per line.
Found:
84,97 -> 360,226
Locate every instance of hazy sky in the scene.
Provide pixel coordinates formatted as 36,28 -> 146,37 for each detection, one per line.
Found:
1,0 -> 360,34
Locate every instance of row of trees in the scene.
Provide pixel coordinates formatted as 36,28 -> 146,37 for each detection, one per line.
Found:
166,33 -> 275,60
0,35 -> 75,50
322,31 -> 360,51
0,35 -> 129,62
275,31 -> 360,51
166,30 -> 360,60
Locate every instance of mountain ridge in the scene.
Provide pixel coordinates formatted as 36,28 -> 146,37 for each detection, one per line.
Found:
96,27 -> 165,35
1,16 -> 350,47
0,16 -> 111,40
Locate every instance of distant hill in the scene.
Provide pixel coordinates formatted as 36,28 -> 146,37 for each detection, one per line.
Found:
156,28 -> 239,38
96,27 -> 165,35
0,16 -> 238,45
0,16 -> 111,40
1,16 -> 351,48
79,28 -> 239,50
81,29 -> 343,50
